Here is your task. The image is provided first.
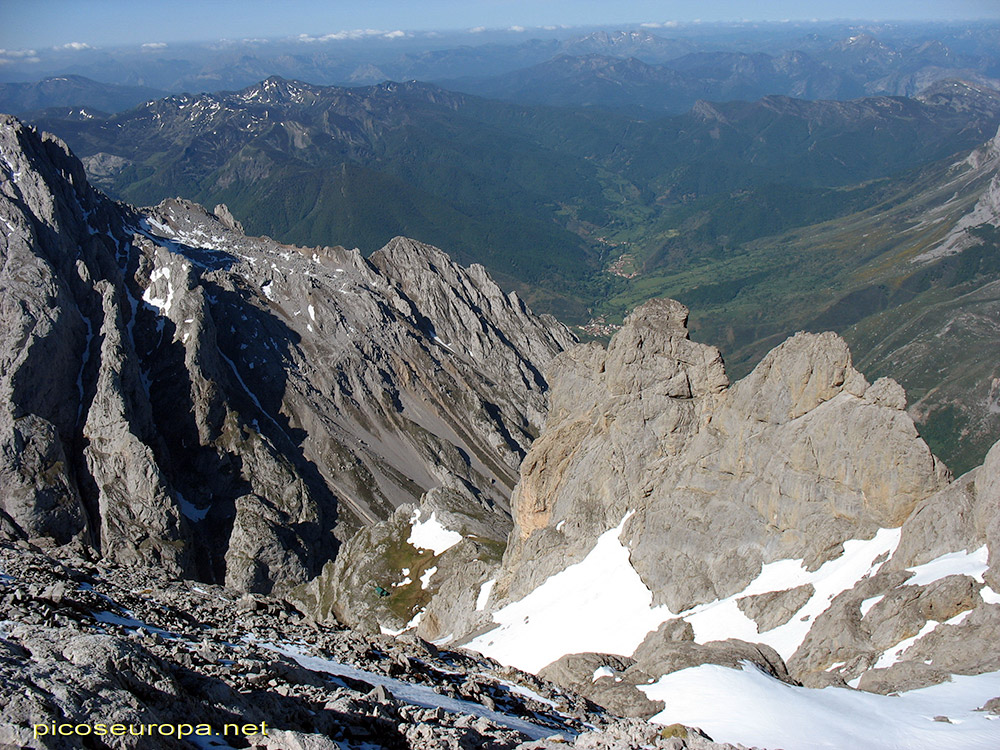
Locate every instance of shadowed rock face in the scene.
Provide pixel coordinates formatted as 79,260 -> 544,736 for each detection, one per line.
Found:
0,114 -> 574,596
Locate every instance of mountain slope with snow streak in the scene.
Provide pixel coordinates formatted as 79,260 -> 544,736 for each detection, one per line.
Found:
0,114 -> 574,601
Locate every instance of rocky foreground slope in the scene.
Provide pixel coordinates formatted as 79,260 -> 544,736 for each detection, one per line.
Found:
0,536 -> 755,750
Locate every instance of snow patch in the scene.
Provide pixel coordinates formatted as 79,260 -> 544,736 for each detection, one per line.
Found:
407,509 -> 462,555
142,266 -> 174,316
420,566 -> 437,590
593,666 -> 615,682
261,642 -> 567,741
873,609 -> 974,671
499,680 -> 558,708
145,217 -> 171,235
476,579 -> 496,611
860,595 -> 883,617
466,512 -> 676,673
177,492 -> 209,522
874,620 -> 939,670
681,528 -> 902,660
906,547 -> 988,587
380,609 -> 424,636
93,610 -> 177,640
641,662 -> 1000,750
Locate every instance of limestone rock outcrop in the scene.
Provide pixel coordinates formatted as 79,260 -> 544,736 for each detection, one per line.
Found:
497,300 -> 948,614
541,634 -> 794,721
450,295 -> 998,705
785,435 -> 1000,693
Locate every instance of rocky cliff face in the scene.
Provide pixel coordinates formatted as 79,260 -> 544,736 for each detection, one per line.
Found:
447,297 -> 999,719
0,115 -> 573,598
499,299 -> 949,612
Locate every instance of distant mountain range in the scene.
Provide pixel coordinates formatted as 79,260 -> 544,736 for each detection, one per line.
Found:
23,74 -> 1000,470
442,50 -> 862,115
30,76 -> 1000,296
3,22 -> 998,100
0,74 -> 165,116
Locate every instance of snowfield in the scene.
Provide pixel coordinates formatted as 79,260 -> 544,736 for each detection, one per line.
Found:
641,662 -> 1000,750
467,514 -> 902,670
906,546 -> 988,586
464,515 -> 1000,749
466,512 -> 673,673
681,527 -> 902,660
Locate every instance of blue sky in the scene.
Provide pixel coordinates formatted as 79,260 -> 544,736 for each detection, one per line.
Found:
2,0 -> 999,49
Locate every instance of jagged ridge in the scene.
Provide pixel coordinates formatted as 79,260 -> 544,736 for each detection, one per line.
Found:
0,114 -> 574,598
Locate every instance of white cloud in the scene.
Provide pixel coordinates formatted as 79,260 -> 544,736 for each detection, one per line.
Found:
141,42 -> 167,49
469,26 -> 486,33
59,42 -> 94,51
383,30 -> 405,39
298,28 -> 395,42
508,25 -> 526,32
0,48 -> 40,64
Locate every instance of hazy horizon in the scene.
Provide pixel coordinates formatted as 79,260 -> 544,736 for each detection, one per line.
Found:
3,0 -> 999,51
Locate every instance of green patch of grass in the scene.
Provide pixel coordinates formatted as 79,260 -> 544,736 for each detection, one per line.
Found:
379,532 -> 439,622
466,535 -> 507,563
